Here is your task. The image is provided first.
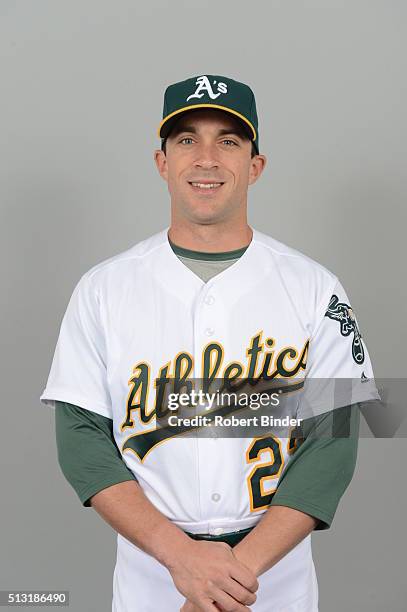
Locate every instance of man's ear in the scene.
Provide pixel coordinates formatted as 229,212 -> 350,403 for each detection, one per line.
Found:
248,154 -> 267,185
154,149 -> 168,181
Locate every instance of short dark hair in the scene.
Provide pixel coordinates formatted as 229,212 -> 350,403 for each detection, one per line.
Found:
161,118 -> 258,158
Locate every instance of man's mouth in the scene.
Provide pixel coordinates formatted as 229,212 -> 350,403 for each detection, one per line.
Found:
188,181 -> 224,193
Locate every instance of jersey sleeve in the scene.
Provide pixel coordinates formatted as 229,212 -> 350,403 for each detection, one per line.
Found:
40,272 -> 113,418
55,401 -> 137,507
299,277 -> 381,419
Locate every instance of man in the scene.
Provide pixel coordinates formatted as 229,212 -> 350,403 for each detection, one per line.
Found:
40,74 -> 380,611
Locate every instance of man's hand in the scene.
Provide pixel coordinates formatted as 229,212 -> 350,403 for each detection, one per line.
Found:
167,539 -> 258,612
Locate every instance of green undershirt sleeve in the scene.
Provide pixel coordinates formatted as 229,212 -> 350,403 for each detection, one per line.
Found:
55,400 -> 360,528
270,403 -> 361,530
55,401 -> 137,507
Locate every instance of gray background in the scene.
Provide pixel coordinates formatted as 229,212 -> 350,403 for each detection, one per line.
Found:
0,0 -> 406,610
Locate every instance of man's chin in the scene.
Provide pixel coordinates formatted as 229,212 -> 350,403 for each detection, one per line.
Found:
178,201 -> 229,223
186,212 -> 225,226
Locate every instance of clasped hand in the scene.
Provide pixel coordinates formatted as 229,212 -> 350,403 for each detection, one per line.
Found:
168,539 -> 258,612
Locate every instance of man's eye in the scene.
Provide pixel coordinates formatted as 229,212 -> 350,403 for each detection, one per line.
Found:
179,138 -> 237,146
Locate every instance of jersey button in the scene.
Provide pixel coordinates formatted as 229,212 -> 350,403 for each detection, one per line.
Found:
205,327 -> 214,336
211,493 -> 221,502
204,295 -> 215,305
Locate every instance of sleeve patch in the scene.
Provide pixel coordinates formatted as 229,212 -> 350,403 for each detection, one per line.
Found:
324,294 -> 365,365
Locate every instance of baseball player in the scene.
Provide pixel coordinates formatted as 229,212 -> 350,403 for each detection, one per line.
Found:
40,74 -> 380,611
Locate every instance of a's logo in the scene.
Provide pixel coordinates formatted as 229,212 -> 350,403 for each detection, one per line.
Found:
361,371 -> 369,382
325,294 -> 365,364
186,75 -> 228,101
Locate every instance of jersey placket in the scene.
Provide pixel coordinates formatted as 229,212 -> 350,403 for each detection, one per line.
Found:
192,277 -> 228,533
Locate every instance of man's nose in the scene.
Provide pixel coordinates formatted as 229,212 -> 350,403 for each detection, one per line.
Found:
193,143 -> 219,168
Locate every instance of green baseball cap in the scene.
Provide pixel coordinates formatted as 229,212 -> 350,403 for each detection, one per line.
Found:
157,74 -> 260,154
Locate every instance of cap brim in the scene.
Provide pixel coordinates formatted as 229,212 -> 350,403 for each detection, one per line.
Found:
157,104 -> 257,143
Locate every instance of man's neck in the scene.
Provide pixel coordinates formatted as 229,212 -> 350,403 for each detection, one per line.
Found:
168,222 -> 253,253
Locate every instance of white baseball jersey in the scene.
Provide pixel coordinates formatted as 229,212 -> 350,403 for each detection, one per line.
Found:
40,227 -> 380,611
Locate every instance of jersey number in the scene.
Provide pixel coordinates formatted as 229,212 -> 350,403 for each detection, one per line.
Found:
246,436 -> 284,512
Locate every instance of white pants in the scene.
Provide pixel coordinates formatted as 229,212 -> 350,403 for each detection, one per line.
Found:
112,533 -> 319,612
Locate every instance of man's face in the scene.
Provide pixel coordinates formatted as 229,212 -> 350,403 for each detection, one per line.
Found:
154,109 -> 266,225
